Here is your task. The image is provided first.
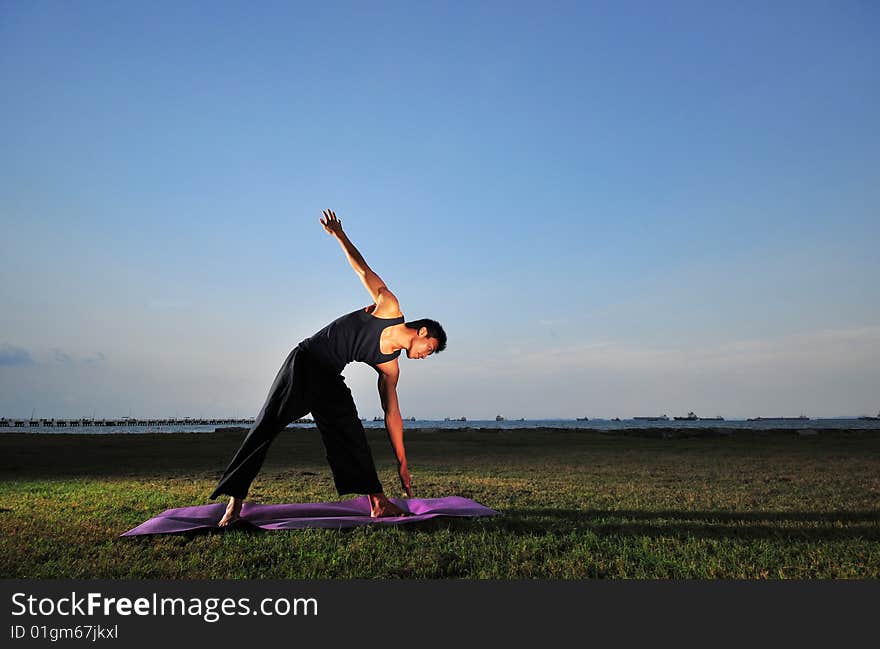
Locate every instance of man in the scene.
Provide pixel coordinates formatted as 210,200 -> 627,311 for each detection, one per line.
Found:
210,209 -> 447,526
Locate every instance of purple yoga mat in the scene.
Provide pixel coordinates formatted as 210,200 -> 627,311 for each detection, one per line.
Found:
120,495 -> 500,536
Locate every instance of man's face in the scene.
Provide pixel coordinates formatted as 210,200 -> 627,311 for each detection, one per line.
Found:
408,330 -> 439,360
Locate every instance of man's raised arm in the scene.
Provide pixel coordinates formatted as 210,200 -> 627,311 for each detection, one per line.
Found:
319,209 -> 390,303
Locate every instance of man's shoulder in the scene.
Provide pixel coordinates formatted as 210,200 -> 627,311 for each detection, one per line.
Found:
373,289 -> 403,318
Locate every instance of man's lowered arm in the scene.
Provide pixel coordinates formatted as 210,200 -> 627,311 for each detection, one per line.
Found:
377,367 -> 412,497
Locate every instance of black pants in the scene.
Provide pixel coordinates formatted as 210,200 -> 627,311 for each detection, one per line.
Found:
209,345 -> 383,500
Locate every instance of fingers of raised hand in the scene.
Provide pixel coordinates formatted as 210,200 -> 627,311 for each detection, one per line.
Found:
320,209 -> 341,229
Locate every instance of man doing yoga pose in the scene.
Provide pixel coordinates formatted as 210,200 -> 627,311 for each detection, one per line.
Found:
210,209 -> 447,526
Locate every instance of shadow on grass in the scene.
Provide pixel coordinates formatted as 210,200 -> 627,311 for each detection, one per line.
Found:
520,508 -> 880,523
471,508 -> 880,541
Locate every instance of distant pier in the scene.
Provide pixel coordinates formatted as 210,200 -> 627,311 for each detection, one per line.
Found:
0,417 -> 293,428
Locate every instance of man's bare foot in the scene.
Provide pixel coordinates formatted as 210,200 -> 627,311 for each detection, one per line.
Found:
368,493 -> 408,518
218,496 -> 243,527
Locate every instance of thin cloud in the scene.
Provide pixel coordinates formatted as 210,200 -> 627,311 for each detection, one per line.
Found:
53,348 -> 73,364
0,344 -> 34,367
393,325 -> 880,419
50,348 -> 107,366
455,325 -> 880,377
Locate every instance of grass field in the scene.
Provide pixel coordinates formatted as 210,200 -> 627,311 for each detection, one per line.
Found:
1,427 -> 878,578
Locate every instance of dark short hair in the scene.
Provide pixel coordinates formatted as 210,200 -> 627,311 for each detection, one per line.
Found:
404,318 -> 447,353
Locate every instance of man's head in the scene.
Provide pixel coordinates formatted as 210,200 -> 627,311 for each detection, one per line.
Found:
403,318 -> 447,360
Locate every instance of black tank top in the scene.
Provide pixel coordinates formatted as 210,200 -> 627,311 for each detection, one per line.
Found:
298,306 -> 404,375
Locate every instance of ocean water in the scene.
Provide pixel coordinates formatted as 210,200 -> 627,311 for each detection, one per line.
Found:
2,418 -> 879,434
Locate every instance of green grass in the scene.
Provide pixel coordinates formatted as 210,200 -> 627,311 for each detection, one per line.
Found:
1,427 -> 878,578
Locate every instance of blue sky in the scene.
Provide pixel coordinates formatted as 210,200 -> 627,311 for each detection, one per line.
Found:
1,1 -> 878,420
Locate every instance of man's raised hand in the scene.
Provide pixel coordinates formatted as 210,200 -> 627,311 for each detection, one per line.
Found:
319,209 -> 344,237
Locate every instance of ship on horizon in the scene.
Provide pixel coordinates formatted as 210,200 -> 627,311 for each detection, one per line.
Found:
673,411 -> 725,421
746,414 -> 810,421
633,414 -> 669,421
857,411 -> 880,421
